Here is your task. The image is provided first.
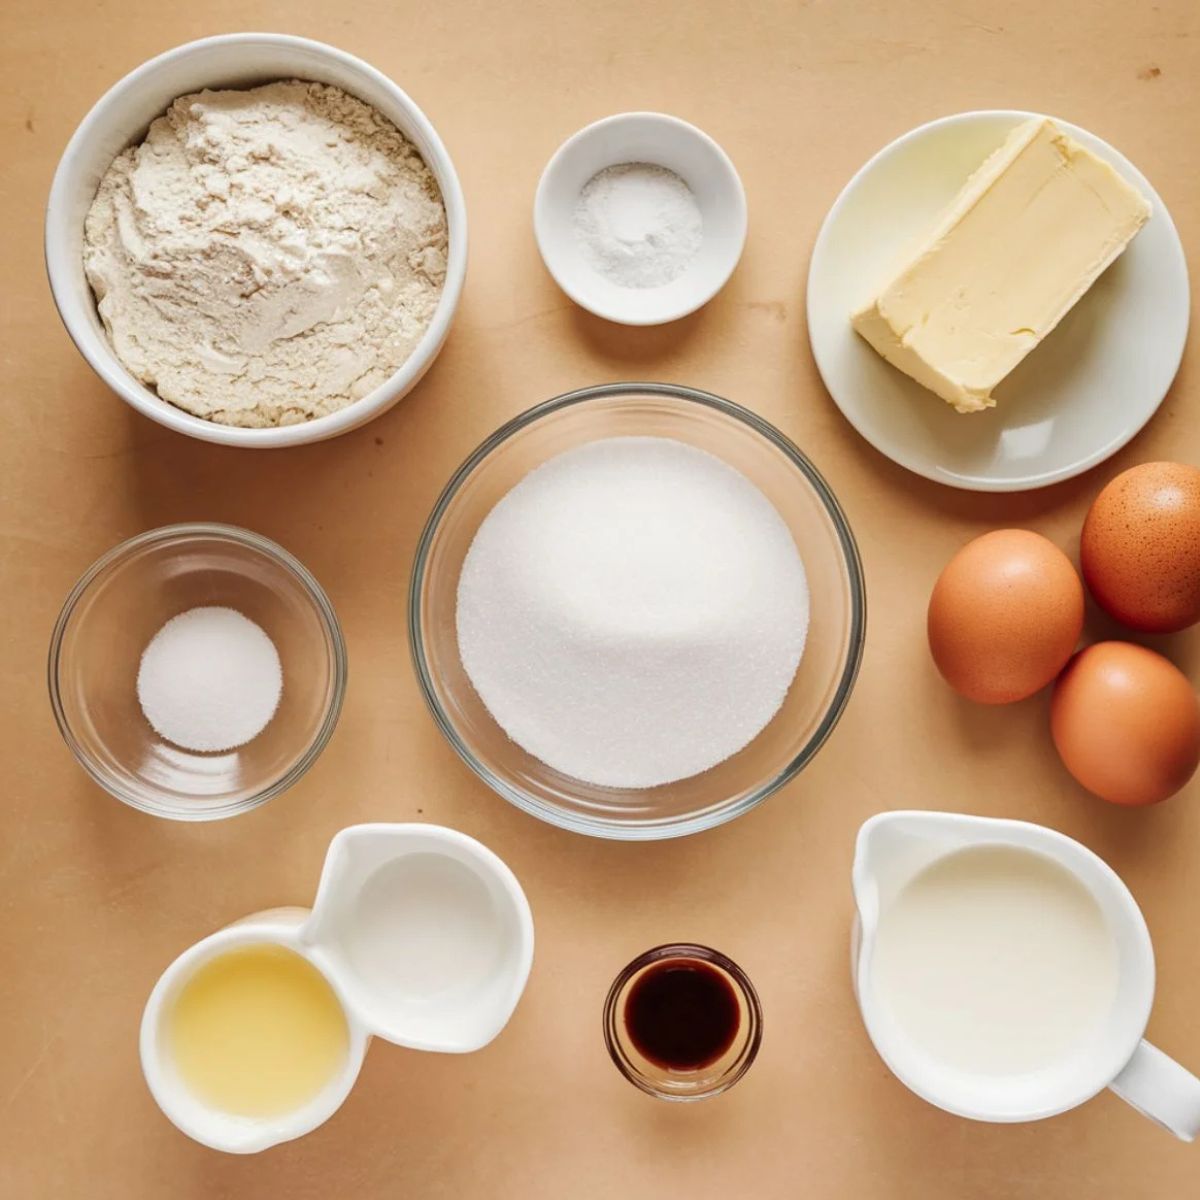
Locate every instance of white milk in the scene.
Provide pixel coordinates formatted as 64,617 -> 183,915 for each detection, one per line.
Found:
871,844 -> 1119,1075
341,853 -> 505,1002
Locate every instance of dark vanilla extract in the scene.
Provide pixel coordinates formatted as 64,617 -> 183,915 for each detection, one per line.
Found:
624,958 -> 740,1071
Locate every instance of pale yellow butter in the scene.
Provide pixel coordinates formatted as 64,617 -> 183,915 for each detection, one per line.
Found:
851,118 -> 1152,413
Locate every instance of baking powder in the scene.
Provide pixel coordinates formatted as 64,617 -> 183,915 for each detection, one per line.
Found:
572,163 -> 702,288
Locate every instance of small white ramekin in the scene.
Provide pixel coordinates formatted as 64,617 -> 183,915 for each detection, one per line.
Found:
139,910 -> 371,1155
45,33 -> 467,448
534,112 -> 747,326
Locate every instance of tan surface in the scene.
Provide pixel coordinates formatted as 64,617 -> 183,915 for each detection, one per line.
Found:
2,1 -> 1198,1195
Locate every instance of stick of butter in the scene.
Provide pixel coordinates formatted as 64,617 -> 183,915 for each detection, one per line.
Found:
851,118 -> 1151,413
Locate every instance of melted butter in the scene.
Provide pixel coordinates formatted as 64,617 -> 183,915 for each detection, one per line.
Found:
168,944 -> 349,1117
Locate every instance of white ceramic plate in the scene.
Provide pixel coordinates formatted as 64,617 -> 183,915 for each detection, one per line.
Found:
807,111 -> 1189,492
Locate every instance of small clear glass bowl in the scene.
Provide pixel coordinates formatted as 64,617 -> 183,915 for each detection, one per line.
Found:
603,944 -> 763,1101
49,524 -> 346,820
409,382 -> 866,840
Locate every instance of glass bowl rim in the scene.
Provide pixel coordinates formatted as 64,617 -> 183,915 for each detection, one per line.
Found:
408,381 -> 867,840
47,521 -> 348,821
601,941 -> 764,1101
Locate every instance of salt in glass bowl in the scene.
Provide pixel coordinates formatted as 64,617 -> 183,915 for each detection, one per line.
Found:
409,382 -> 866,840
49,524 -> 346,820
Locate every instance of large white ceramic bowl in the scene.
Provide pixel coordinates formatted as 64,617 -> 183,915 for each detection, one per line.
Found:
45,33 -> 467,448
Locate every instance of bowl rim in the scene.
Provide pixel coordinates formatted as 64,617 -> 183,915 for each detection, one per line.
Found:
48,522 -> 348,820
532,111 -> 748,326
44,31 -> 468,449
408,381 -> 867,840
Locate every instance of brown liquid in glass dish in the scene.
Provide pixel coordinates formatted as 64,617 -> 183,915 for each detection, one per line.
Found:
624,958 -> 741,1071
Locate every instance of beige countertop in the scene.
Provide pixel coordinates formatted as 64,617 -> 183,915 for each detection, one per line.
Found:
3,1 -> 1198,1195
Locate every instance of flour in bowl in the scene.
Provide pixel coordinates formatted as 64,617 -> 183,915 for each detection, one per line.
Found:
83,80 -> 448,428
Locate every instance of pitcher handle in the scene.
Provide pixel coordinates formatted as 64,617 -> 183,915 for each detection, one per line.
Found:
1109,1039 -> 1200,1142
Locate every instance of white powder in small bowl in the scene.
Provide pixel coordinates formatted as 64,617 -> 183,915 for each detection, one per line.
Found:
573,163 -> 702,289
137,607 -> 283,752
455,437 -> 809,789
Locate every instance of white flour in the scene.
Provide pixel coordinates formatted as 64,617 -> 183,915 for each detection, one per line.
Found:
83,80 -> 448,428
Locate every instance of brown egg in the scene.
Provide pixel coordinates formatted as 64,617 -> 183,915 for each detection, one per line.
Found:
1051,642 -> 1200,805
1081,461 -> 1200,633
928,529 -> 1084,704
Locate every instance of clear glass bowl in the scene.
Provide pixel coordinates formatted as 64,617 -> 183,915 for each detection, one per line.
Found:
49,524 -> 346,820
603,943 -> 763,1101
409,383 -> 866,839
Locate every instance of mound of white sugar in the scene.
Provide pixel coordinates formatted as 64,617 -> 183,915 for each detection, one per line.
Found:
137,607 -> 283,752
455,437 -> 810,789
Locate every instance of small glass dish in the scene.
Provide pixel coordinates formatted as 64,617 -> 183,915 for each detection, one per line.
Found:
603,944 -> 762,1101
49,524 -> 346,820
409,382 -> 866,840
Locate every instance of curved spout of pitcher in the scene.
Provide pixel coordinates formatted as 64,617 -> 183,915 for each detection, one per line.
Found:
851,812 -> 893,934
852,811 -> 910,997
853,809 -> 1001,930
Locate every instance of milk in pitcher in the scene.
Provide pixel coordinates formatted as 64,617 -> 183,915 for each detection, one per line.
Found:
871,844 -> 1119,1075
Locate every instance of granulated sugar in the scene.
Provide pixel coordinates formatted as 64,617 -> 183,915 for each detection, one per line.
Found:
137,607 -> 283,752
456,437 -> 809,789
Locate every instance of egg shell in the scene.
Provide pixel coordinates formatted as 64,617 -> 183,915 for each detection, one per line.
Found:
1081,461 -> 1200,633
1050,641 -> 1200,806
927,529 -> 1084,705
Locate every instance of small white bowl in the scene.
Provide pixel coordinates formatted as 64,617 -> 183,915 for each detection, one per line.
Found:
45,33 -> 467,448
807,110 -> 1189,492
534,112 -> 746,326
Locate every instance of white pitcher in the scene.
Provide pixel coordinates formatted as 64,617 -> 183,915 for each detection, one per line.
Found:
140,823 -> 534,1153
851,810 -> 1200,1140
